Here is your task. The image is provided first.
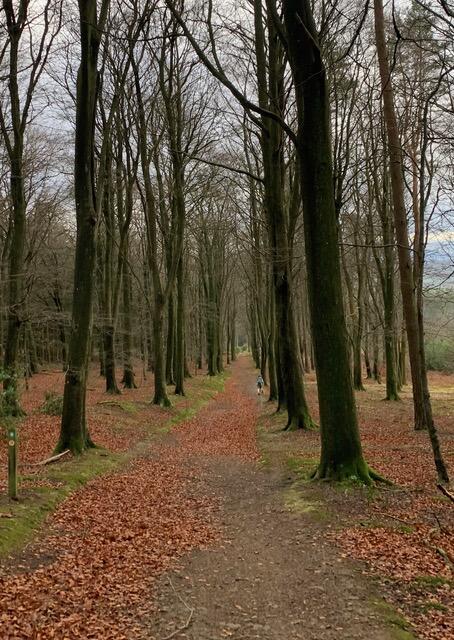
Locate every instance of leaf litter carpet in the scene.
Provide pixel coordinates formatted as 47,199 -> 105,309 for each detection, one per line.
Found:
0,363 -> 259,639
1,360 -> 453,639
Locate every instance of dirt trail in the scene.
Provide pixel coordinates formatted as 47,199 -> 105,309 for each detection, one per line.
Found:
148,358 -> 394,640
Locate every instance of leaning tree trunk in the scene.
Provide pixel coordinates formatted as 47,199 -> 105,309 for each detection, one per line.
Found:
283,0 -> 377,482
56,0 -> 106,454
373,0 -> 449,483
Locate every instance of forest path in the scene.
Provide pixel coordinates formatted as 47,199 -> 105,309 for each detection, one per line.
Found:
148,357 -> 394,640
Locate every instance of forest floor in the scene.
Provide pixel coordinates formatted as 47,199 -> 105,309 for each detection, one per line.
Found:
0,356 -> 452,639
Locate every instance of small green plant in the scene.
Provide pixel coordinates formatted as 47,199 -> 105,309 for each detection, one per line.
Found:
413,575 -> 452,589
40,391 -> 64,416
0,368 -> 24,417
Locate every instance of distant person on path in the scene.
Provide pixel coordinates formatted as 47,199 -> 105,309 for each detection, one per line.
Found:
256,374 -> 264,395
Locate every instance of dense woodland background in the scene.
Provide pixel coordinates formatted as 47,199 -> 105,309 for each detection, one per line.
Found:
1,0 -> 454,482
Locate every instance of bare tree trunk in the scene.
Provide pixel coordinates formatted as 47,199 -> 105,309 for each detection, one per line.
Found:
165,293 -> 175,385
101,160 -> 120,395
122,244 -> 136,389
254,0 -> 314,429
174,255 -> 185,395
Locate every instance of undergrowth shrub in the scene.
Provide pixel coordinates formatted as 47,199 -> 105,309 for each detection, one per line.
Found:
425,339 -> 454,373
40,391 -> 64,416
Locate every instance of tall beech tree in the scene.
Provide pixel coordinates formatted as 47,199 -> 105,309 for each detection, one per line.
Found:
117,109 -> 139,389
0,0 -> 62,415
250,0 -> 314,430
282,0 -> 378,483
56,0 -> 110,453
94,8 -> 142,394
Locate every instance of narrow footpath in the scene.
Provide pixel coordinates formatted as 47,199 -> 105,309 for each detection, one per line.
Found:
148,357 -> 394,640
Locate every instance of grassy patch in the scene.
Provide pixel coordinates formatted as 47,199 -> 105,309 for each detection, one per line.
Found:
264,410 -> 287,431
258,452 -> 271,469
283,482 -> 326,519
412,575 -> 453,589
166,371 -> 228,428
418,601 -> 448,613
200,370 -> 229,393
285,455 -> 318,478
372,599 -> 417,640
39,392 -> 64,416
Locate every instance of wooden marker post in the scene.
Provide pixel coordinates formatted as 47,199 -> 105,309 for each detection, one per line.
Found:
8,426 -> 18,500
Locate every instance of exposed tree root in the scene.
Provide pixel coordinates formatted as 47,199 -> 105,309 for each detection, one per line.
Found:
310,460 -> 390,486
153,395 -> 171,408
283,413 -> 318,432
437,483 -> 454,502
54,434 -> 96,456
382,393 -> 401,402
106,386 -> 121,395
353,384 -> 366,392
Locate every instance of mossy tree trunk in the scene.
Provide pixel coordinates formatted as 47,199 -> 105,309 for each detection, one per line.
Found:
57,0 -> 109,454
1,2 -> 28,416
283,0 -> 375,482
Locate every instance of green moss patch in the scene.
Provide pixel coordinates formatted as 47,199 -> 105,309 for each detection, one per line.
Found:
412,575 -> 453,589
285,455 -> 318,478
372,599 -> 416,640
283,483 -> 327,519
